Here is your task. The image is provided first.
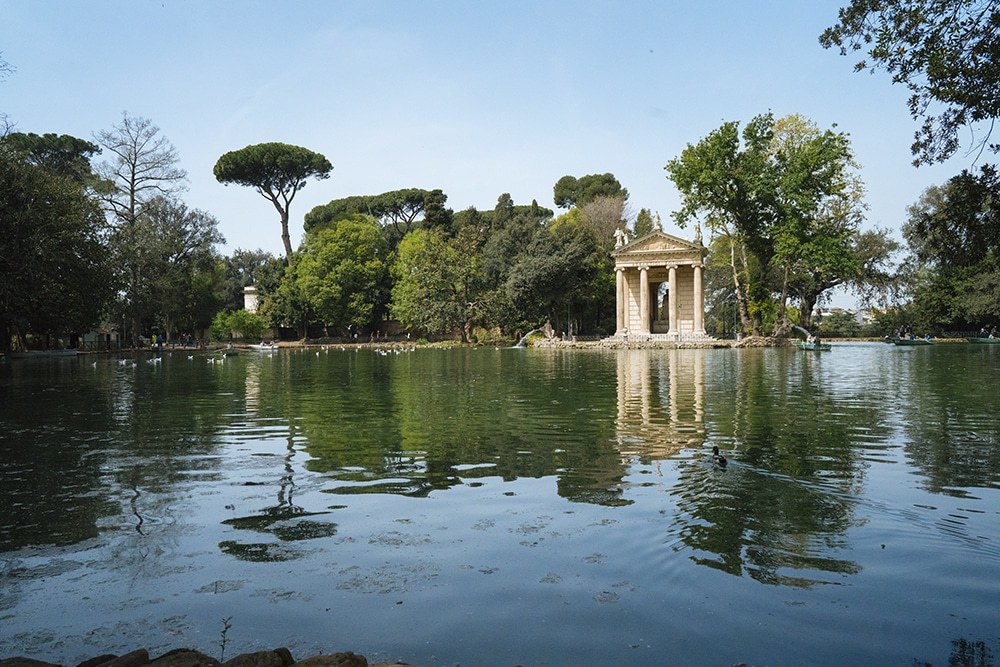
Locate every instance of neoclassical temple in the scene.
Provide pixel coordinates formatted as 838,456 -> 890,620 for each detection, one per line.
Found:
610,228 -> 711,342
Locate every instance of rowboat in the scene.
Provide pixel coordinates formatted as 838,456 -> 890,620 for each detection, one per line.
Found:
248,343 -> 278,351
796,341 -> 831,351
966,337 -> 1000,344
893,338 -> 932,346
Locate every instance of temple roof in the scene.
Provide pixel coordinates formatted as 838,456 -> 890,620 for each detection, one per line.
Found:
612,229 -> 705,266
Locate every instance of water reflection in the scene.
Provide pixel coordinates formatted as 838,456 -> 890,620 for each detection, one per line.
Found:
614,349 -> 705,460
3,347 -> 1000,665
669,349 -> 866,586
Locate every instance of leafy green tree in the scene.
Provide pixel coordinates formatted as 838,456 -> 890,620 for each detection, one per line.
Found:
0,143 -> 111,352
422,188 -> 454,235
902,165 -> 1000,329
228,309 -> 267,341
305,188 -> 453,251
3,133 -> 101,183
391,228 -> 484,341
292,216 -> 390,336
666,114 -> 780,335
817,310 -> 861,337
633,208 -> 654,238
140,197 -> 226,339
820,0 -> 1000,164
769,114 -> 867,331
667,112 -> 876,335
505,213 -> 611,336
303,195 -> 373,231
553,173 -> 629,209
214,142 -> 332,262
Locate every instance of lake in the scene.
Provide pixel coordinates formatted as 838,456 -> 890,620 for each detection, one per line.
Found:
1,343 -> 998,666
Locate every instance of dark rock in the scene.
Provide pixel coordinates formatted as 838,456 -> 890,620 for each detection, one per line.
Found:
291,654 -> 367,667
0,659 -> 62,667
148,650 -> 219,667
223,650 -> 294,667
93,650 -> 149,667
76,655 -> 120,667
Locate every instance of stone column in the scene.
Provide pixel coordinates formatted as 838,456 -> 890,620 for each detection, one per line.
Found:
639,266 -> 650,334
667,265 -> 678,335
615,268 -> 625,334
693,263 -> 705,335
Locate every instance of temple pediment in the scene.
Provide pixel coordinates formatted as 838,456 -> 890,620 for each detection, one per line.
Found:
612,230 -> 704,266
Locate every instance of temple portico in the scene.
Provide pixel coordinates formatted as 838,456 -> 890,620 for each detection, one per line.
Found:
610,229 -> 712,343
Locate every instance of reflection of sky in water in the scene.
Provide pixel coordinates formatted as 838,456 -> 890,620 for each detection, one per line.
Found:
0,345 -> 998,666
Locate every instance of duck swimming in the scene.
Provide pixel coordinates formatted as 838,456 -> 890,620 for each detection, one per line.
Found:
712,446 -> 728,467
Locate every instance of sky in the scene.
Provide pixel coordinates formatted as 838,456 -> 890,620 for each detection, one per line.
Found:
1,1 -> 973,305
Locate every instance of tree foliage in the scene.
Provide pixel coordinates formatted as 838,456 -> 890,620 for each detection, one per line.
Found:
391,228 -> 484,341
633,208 -> 655,238
304,188 -> 456,251
820,0 -> 1000,164
902,165 -> 1000,328
666,112 -> 879,335
0,140 -> 111,351
553,173 -> 629,209
140,197 -> 226,337
214,142 -> 332,262
3,132 -> 101,183
291,216 -> 390,335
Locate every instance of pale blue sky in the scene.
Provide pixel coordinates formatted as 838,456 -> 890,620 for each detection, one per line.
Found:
2,1 -> 968,272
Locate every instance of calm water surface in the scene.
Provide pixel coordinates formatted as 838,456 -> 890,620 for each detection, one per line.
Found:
1,344 -> 998,666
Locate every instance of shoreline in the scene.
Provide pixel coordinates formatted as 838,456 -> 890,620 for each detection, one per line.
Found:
0,647 -> 411,667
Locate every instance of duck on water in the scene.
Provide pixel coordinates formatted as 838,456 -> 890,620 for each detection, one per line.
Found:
712,445 -> 728,467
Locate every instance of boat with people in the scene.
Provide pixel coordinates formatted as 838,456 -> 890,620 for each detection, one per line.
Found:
796,340 -> 831,351
248,342 -> 278,351
967,337 -> 1000,344
893,337 -> 933,346
791,325 -> 830,351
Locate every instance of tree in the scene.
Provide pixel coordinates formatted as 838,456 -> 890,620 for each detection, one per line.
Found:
666,114 -> 780,335
667,112 -> 875,335
140,197 -> 226,338
211,308 -> 267,342
504,214 -> 610,336
902,165 -> 1000,328
391,228 -> 484,341
95,114 -> 187,226
422,188 -> 454,235
95,114 -> 188,344
769,114 -> 868,331
0,52 -> 13,134
3,133 -> 101,183
214,143 -> 332,262
820,0 -> 1000,164
0,142 -> 111,352
633,208 -> 655,238
292,216 -> 390,336
580,194 -> 629,251
0,51 -> 13,82
553,173 -> 629,209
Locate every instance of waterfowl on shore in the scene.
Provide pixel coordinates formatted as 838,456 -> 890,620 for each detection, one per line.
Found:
712,446 -> 728,467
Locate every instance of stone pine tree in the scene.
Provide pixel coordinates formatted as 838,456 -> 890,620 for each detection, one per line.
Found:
214,143 -> 332,263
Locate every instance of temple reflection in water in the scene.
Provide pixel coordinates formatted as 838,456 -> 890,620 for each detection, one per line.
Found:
614,348 -> 705,461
